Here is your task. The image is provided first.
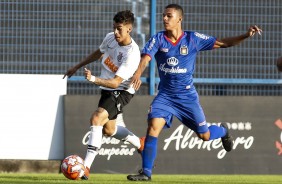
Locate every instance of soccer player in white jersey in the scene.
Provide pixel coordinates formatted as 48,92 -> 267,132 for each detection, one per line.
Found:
63,10 -> 145,179
127,4 -> 262,181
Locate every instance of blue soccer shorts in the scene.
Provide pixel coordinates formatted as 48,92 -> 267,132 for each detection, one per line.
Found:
147,92 -> 209,134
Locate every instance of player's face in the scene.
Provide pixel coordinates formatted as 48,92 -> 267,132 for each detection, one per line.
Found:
163,8 -> 182,31
113,22 -> 132,45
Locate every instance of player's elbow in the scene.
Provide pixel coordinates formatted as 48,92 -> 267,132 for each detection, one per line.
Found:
109,77 -> 123,89
219,42 -> 233,48
109,81 -> 121,89
216,39 -> 235,48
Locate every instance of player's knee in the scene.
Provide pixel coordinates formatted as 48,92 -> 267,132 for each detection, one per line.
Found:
103,126 -> 115,136
147,126 -> 161,137
197,132 -> 210,141
147,118 -> 165,137
201,136 -> 210,141
89,111 -> 105,126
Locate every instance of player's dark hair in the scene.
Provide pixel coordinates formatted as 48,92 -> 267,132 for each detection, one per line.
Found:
113,10 -> 134,25
165,4 -> 184,17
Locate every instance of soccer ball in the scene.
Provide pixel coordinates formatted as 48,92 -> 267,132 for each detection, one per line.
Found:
61,155 -> 85,180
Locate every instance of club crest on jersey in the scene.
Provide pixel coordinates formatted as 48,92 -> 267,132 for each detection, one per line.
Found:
180,45 -> 188,55
117,52 -> 123,63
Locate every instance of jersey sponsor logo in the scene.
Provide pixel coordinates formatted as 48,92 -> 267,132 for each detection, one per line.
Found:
159,57 -> 187,75
159,65 -> 187,75
104,56 -> 118,72
194,32 -> 210,40
167,57 -> 179,66
180,45 -> 188,55
158,57 -> 187,75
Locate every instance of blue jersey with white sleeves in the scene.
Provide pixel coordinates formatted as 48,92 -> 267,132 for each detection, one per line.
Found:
142,31 -> 216,95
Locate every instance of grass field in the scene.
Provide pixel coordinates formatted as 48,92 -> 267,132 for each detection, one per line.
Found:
0,173 -> 282,184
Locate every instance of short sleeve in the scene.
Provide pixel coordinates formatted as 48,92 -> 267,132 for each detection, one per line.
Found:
193,32 -> 216,51
141,34 -> 160,58
115,51 -> 140,80
99,32 -> 114,53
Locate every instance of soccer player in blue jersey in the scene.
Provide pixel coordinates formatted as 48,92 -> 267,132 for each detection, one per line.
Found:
127,4 -> 262,181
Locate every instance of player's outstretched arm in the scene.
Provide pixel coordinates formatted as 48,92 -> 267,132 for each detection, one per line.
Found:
63,49 -> 103,79
84,68 -> 123,89
131,55 -> 151,90
214,25 -> 262,49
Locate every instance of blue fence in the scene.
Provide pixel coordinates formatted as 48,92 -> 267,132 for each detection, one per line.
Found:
1,0 -> 281,95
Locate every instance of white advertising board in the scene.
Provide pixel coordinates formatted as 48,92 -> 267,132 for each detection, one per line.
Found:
0,74 -> 66,160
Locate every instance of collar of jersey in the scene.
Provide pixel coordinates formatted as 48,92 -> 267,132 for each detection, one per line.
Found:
164,31 -> 185,46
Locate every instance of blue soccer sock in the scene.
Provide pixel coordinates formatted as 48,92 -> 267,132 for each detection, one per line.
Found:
142,135 -> 158,177
208,125 -> 226,140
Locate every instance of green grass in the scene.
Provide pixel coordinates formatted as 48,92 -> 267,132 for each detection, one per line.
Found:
0,173 -> 282,184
